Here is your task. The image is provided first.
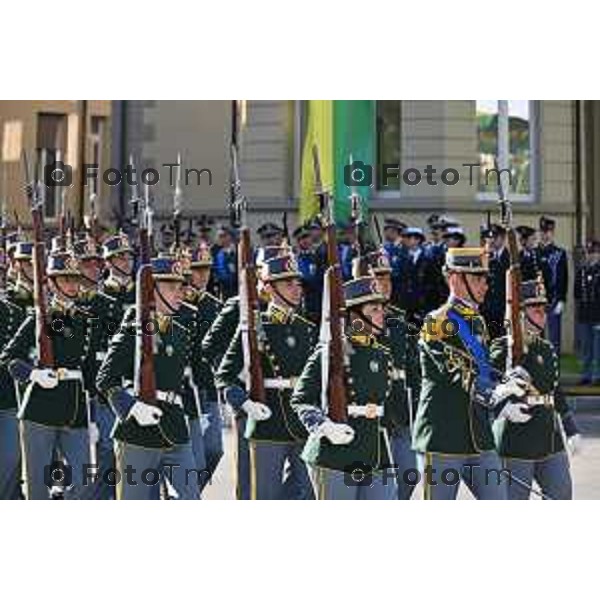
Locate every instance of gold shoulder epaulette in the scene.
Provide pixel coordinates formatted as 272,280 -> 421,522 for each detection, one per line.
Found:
203,291 -> 223,307
421,306 -> 450,342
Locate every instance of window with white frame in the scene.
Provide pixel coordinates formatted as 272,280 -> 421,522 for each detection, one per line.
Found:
476,100 -> 536,200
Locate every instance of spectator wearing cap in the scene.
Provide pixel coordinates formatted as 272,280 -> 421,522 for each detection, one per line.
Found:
481,224 -> 509,340
294,224 -> 324,324
516,225 -> 540,281
397,226 -> 436,326
538,216 -> 568,355
213,225 -> 238,300
574,240 -> 600,385
382,218 -> 406,300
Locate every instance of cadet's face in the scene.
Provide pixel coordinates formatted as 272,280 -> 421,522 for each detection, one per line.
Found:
190,267 -> 211,291
298,236 -> 312,250
403,235 -> 418,249
273,277 -> 303,307
384,229 -> 398,243
540,229 -> 553,245
361,302 -> 385,330
375,274 -> 392,300
53,275 -> 80,298
464,273 -> 488,304
79,258 -> 103,283
526,304 -> 547,329
492,235 -> 506,251
445,237 -> 461,248
18,260 -> 33,280
155,280 -> 184,313
110,253 -> 132,276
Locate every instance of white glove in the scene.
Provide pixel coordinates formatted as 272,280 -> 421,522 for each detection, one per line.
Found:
499,402 -> 532,423
88,422 -> 100,446
553,301 -> 565,315
30,368 -> 59,389
242,399 -> 272,421
567,433 -> 582,456
491,378 -> 527,405
318,420 -> 355,445
129,401 -> 163,426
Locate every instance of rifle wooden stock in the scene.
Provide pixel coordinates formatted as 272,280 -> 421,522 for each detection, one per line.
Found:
30,195 -> 54,367
135,226 -> 157,405
313,145 -> 348,422
238,226 -> 266,403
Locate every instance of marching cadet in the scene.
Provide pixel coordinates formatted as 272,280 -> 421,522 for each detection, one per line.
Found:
1,254 -> 95,500
516,225 -> 540,281
212,225 -> 238,300
538,216 -> 568,355
178,244 -> 224,486
0,253 -> 27,499
102,232 -> 136,308
290,275 -> 402,500
574,240 -> 600,385
73,234 -> 121,500
481,223 -> 510,340
491,278 -> 579,499
412,247 -> 535,500
201,294 -> 249,498
8,242 -> 35,309
216,254 -> 316,500
96,255 -> 201,500
294,223 -> 324,324
356,251 -> 420,499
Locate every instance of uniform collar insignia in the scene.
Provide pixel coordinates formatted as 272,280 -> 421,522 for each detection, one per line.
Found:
349,333 -> 375,347
267,303 -> 292,324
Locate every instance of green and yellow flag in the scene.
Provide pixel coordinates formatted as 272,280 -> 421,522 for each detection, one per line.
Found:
299,100 -> 375,225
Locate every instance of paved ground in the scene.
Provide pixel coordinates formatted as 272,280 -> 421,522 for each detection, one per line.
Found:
203,402 -> 600,500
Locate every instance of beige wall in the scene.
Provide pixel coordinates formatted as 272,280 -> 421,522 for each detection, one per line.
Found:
0,100 -> 111,226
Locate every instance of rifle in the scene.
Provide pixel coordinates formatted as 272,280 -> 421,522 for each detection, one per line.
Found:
313,145 -> 348,422
373,214 -> 383,245
497,164 -> 525,367
23,151 -> 54,367
231,143 -> 266,405
133,184 -> 157,407
350,191 -> 369,276
173,152 -> 183,252
0,197 -> 7,289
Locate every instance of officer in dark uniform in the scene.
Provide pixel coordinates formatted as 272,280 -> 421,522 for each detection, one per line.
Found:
538,216 -> 568,355
212,225 -> 238,300
290,275 -> 402,500
102,233 -> 136,309
514,225 -> 537,280
1,254 -> 95,499
491,278 -> 579,499
96,255 -> 200,500
574,240 -> 600,385
382,217 -> 405,303
397,226 -> 435,327
481,223 -> 510,340
294,224 -> 324,325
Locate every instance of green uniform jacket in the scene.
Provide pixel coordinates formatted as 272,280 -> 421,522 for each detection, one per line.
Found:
380,304 -> 421,433
201,295 -> 239,374
0,302 -> 94,428
96,308 -> 194,449
215,307 -> 318,443
178,291 -> 223,418
490,334 -> 571,460
79,289 -> 121,399
290,335 -> 401,473
412,299 -> 496,455
0,296 -> 27,411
